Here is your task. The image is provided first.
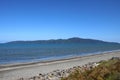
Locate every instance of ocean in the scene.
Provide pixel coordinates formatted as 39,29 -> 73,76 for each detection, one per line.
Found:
0,42 -> 120,64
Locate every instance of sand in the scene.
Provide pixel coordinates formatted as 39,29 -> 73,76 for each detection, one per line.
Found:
0,50 -> 120,80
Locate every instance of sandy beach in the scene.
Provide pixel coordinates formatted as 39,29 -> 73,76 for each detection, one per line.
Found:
0,51 -> 120,80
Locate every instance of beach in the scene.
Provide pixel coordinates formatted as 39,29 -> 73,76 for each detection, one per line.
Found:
0,51 -> 120,80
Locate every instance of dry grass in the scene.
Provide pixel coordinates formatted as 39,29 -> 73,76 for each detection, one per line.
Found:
61,58 -> 120,80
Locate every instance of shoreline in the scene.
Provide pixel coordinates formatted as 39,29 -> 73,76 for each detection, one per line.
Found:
0,49 -> 120,69
0,50 -> 120,80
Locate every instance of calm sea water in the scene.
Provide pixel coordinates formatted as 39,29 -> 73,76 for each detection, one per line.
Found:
0,43 -> 120,64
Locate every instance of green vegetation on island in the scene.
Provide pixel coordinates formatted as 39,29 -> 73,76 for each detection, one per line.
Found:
6,37 -> 119,44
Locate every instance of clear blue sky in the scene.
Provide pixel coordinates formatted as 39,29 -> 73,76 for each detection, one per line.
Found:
0,0 -> 120,43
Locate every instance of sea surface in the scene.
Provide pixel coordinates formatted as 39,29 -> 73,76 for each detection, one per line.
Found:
0,43 -> 120,64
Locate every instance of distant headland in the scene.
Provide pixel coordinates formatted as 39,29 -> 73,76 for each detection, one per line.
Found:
4,37 -> 119,44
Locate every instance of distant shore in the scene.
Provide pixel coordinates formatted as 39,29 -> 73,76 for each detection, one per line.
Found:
0,50 -> 120,80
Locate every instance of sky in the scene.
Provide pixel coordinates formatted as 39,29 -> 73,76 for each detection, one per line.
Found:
0,0 -> 120,43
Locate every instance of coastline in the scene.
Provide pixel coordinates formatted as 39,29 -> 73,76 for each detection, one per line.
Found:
0,49 -> 120,68
0,49 -> 120,69
0,50 -> 120,80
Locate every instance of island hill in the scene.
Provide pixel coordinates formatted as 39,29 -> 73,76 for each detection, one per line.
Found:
5,37 -> 119,44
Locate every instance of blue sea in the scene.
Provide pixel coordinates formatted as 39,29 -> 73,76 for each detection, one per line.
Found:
0,43 -> 120,64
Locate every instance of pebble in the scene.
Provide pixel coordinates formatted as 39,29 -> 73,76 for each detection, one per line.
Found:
20,57 -> 120,80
